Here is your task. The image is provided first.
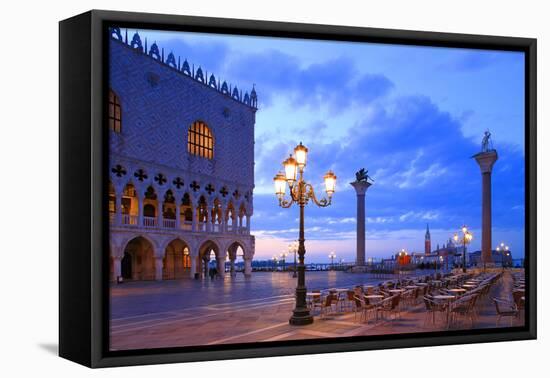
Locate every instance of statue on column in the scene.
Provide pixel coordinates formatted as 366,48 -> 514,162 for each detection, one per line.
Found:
355,168 -> 374,183
481,130 -> 494,152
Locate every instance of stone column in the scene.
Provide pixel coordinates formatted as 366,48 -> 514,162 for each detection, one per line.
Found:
350,181 -> 372,266
245,214 -> 251,233
230,259 -> 236,276
217,257 -> 226,276
137,193 -> 144,227
155,257 -> 163,281
113,256 -> 122,282
190,255 -> 197,278
192,207 -> 197,232
158,204 -> 164,228
244,257 -> 252,277
473,150 -> 498,267
175,194 -> 182,230
115,191 -> 122,225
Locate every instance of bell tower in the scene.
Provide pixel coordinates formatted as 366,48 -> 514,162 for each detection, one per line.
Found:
425,224 -> 431,255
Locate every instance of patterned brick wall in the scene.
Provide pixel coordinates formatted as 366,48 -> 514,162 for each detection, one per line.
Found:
109,39 -> 256,189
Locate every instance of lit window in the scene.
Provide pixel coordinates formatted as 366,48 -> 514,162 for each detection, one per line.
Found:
108,89 -> 122,133
187,121 -> 213,159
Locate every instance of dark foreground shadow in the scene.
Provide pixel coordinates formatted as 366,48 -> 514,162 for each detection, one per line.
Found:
38,343 -> 58,356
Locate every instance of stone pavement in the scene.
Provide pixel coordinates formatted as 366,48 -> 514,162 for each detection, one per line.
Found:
110,270 -> 524,351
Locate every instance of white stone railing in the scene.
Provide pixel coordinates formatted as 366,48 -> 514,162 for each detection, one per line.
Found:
122,214 -> 139,225
112,216 -> 250,235
163,218 -> 176,228
143,216 -> 157,228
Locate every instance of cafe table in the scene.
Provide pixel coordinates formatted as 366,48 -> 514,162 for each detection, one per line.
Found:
364,294 -> 384,304
448,288 -> 466,294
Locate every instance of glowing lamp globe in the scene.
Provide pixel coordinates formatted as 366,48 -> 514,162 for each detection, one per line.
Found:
324,170 -> 337,197
294,142 -> 308,169
283,155 -> 298,184
273,172 -> 287,198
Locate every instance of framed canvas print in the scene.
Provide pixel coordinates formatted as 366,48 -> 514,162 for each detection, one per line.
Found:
59,10 -> 537,368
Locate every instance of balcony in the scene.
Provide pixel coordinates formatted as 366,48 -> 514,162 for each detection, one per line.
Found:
111,213 -> 250,235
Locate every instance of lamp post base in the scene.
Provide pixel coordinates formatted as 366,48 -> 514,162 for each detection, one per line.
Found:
289,310 -> 314,326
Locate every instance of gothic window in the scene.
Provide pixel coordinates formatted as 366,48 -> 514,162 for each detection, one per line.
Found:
187,121 -> 213,159
108,89 -> 122,133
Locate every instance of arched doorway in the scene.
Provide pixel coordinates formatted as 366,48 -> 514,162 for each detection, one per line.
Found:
198,240 -> 220,278
122,236 -> 156,280
227,241 -> 246,276
163,239 -> 191,279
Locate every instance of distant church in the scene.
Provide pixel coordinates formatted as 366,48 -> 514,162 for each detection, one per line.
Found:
107,28 -> 257,282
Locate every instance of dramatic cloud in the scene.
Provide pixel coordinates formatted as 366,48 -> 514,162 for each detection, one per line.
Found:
227,51 -> 394,111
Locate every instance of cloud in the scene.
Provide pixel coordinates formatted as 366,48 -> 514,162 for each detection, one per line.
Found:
226,50 -> 394,111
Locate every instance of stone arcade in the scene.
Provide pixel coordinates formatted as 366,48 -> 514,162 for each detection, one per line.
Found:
107,28 -> 257,281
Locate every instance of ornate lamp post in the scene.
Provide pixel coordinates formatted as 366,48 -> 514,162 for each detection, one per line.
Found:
453,225 -> 473,273
273,142 -> 337,326
329,251 -> 336,269
289,241 -> 298,277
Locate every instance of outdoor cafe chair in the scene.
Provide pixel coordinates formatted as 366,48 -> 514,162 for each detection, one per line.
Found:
450,295 -> 476,327
354,295 -> 375,323
493,298 -> 519,327
320,294 -> 335,319
423,296 -> 447,326
376,295 -> 401,321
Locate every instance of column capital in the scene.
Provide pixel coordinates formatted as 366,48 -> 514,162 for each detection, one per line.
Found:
473,150 -> 498,174
350,180 -> 372,195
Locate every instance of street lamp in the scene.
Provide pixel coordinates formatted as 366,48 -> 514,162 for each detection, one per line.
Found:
453,225 -> 473,273
272,255 -> 278,271
496,242 -> 510,267
273,142 -> 336,326
280,251 -> 288,271
329,251 -> 336,269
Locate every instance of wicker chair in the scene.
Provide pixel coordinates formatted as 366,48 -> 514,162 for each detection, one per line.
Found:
320,294 -> 335,319
423,296 -> 447,326
377,295 -> 401,321
450,295 -> 476,327
493,298 -> 519,326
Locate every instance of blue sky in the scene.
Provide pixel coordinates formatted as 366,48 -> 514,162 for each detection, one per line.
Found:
136,29 -> 525,263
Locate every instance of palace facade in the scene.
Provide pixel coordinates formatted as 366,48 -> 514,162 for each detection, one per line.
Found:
107,28 -> 257,281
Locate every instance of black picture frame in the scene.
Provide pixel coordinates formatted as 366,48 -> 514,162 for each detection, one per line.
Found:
59,9 -> 537,368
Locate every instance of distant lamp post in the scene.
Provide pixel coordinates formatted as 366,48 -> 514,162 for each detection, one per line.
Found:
453,225 -> 473,273
273,142 -> 337,326
439,255 -> 444,273
496,242 -> 510,267
272,255 -> 278,271
329,251 -> 336,269
280,251 -> 288,271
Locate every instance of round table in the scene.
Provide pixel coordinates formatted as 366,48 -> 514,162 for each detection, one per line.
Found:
432,295 -> 455,300
448,288 -> 466,294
